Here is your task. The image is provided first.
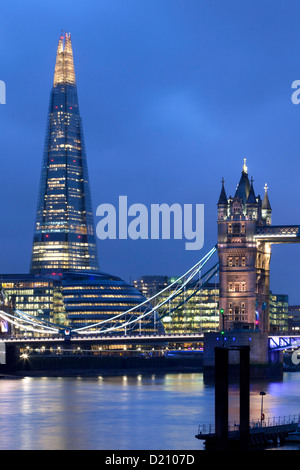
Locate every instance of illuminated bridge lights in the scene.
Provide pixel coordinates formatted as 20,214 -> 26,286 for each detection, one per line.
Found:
268,336 -> 300,351
254,225 -> 300,240
1,333 -> 205,345
0,246 -> 219,339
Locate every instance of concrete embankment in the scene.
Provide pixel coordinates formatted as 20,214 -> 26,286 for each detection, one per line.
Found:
0,351 -> 204,377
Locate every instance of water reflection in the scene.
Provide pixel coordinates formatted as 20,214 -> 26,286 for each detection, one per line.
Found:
0,372 -> 299,450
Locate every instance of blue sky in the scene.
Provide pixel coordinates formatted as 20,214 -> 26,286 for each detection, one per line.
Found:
1,0 -> 300,302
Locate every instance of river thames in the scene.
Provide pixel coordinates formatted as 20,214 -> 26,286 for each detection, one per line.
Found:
0,371 -> 299,450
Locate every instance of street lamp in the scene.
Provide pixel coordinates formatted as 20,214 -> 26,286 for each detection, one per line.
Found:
260,391 -> 266,426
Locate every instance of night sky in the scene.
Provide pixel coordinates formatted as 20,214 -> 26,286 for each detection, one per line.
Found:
1,1 -> 300,303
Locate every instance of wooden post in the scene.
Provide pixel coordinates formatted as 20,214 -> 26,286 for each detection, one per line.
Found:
239,346 -> 250,449
215,347 -> 229,450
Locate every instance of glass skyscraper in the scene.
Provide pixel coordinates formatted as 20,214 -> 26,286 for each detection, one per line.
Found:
30,33 -> 99,274
15,32 -> 157,335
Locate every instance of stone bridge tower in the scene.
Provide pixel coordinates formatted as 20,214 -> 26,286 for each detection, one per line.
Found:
217,160 -> 272,332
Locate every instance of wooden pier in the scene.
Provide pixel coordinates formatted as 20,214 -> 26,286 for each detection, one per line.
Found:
196,415 -> 300,449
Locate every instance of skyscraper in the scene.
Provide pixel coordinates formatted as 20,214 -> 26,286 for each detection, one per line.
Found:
21,33 -> 156,334
30,33 -> 99,274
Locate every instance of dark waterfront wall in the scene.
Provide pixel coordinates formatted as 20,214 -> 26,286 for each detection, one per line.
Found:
0,345 -> 203,376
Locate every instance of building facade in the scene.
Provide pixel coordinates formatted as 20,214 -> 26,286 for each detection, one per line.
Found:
133,275 -> 219,334
269,292 -> 289,333
0,272 -> 158,335
133,276 -> 169,299
287,305 -> 300,334
0,275 -> 62,325
30,33 -> 99,275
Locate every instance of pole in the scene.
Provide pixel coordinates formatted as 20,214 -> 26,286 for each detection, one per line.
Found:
239,346 -> 250,449
260,391 -> 266,426
215,347 -> 229,450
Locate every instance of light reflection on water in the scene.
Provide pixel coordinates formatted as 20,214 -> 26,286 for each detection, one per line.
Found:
0,372 -> 299,450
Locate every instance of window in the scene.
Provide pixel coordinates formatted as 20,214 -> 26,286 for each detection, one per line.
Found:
234,306 -> 240,322
233,224 -> 240,234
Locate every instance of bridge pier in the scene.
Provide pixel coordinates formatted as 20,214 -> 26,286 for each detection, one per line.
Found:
203,330 -> 282,380
215,346 -> 250,450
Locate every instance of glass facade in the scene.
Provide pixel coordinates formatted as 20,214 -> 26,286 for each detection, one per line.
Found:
133,276 -> 220,334
158,281 -> 219,334
61,272 -> 159,333
1,273 -> 159,334
288,305 -> 300,334
0,275 -> 63,325
133,276 -> 290,334
269,292 -> 289,333
30,33 -> 99,274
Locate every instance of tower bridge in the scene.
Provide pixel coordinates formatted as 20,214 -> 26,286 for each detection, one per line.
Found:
254,225 -> 300,244
0,33 -> 299,375
0,161 -> 299,353
217,159 -> 300,334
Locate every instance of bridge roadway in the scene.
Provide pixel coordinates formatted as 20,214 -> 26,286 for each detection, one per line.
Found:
1,333 -> 300,350
0,332 -> 205,346
254,225 -> 300,244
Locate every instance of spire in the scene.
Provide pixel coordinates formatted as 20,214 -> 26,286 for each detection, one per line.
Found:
53,32 -> 76,86
235,158 -> 250,203
246,176 -> 256,204
218,177 -> 228,205
262,183 -> 271,210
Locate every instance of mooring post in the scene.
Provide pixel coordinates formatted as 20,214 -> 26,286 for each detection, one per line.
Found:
239,346 -> 250,449
215,347 -> 229,450
214,346 -> 250,450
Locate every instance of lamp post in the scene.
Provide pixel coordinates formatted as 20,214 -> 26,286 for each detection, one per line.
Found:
260,391 -> 266,426
220,308 -> 225,346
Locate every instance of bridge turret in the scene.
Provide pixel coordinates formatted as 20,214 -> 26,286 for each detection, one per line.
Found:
217,160 -> 271,333
217,178 -> 228,222
262,184 -> 272,225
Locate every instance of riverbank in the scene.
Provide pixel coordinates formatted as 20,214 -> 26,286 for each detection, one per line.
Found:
0,354 -> 204,377
2,349 -> 296,379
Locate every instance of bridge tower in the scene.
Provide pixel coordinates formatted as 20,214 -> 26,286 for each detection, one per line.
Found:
217,160 -> 271,333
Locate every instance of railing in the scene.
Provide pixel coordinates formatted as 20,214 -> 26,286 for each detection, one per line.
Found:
255,225 -> 299,237
269,335 -> 300,350
197,414 -> 300,435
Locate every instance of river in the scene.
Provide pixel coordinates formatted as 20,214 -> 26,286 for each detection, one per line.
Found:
0,371 -> 299,450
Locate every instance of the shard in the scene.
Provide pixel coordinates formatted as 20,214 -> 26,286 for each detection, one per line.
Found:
30,33 -> 99,274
